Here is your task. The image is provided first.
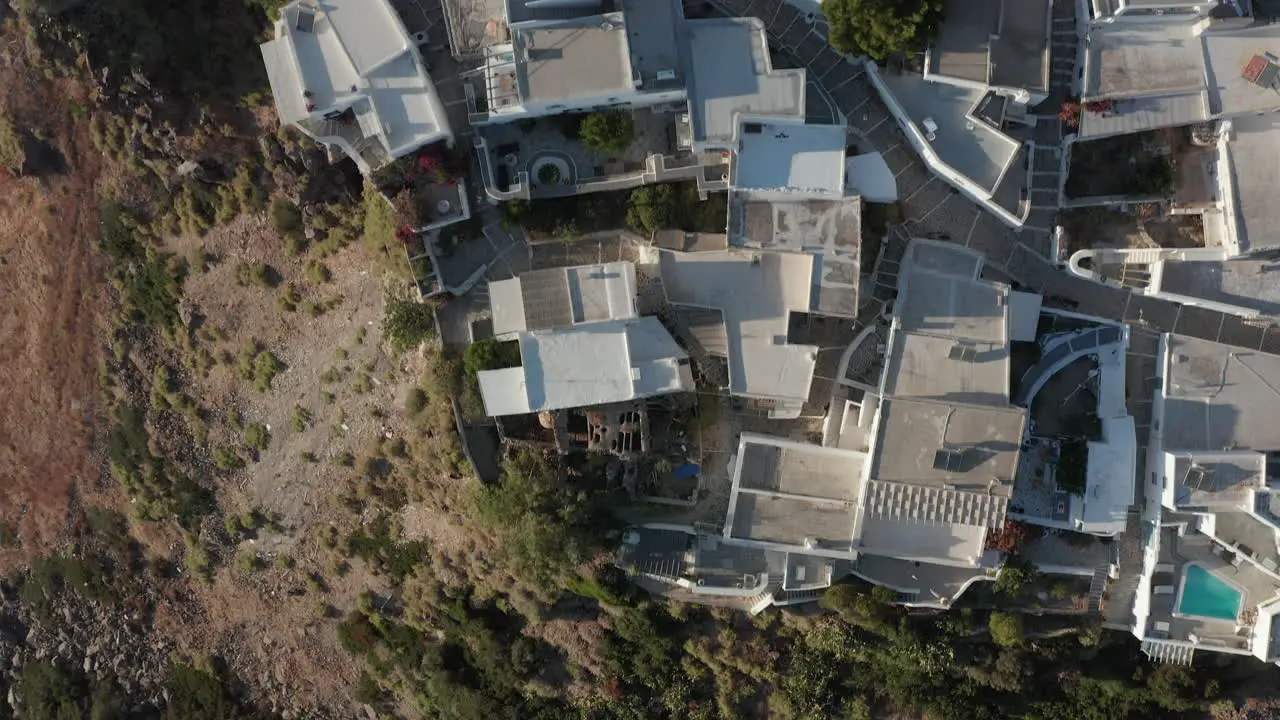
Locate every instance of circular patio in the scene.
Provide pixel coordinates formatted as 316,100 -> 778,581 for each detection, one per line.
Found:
527,150 -> 576,188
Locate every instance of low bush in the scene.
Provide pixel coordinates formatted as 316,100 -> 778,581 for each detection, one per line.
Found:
381,295 -> 436,352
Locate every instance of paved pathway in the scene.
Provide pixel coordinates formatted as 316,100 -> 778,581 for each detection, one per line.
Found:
708,0 -> 1280,583
709,0 -> 1280,354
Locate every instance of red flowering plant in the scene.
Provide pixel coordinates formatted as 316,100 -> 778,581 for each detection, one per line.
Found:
985,520 -> 1042,553
1059,100 -> 1082,128
1083,99 -> 1113,114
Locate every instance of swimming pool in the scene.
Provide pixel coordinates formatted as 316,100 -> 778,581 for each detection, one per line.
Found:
1176,564 -> 1243,621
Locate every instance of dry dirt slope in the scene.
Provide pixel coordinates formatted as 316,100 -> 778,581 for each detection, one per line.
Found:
0,53 -> 110,569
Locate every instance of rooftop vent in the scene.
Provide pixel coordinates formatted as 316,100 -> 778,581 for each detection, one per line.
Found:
743,122 -> 763,134
1242,54 -> 1280,89
656,69 -> 677,81
295,8 -> 316,33
933,448 -> 967,473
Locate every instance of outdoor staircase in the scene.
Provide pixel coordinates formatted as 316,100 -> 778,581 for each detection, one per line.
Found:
1141,639 -> 1195,665
1087,564 -> 1110,613
896,590 -> 921,605
747,584 -> 781,615
776,588 -> 826,606
868,227 -> 910,304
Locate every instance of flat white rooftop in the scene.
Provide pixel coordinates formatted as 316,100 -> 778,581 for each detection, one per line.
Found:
517,20 -> 634,104
883,240 -> 1012,403
1080,18 -> 1280,136
725,434 -> 868,555
1085,19 -> 1205,100
261,0 -> 452,166
1161,334 -> 1280,452
659,248 -> 817,403
490,261 -> 638,337
855,238 -> 1026,566
870,397 -> 1025,493
686,18 -> 805,149
879,70 -> 1020,193
476,316 -> 692,416
732,121 -> 847,197
1225,113 -> 1280,255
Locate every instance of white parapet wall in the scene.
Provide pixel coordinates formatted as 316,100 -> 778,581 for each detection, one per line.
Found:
863,60 -> 1024,229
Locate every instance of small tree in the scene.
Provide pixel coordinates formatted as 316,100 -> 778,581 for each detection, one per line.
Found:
626,184 -> 677,237
822,0 -> 944,60
578,111 -> 635,154
994,556 -> 1038,598
988,611 -> 1024,647
820,582 -> 897,634
463,338 -> 521,379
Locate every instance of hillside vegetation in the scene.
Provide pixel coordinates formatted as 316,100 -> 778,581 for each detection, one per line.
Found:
0,2 -> 1272,719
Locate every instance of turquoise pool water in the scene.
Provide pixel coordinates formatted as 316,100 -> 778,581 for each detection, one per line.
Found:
1177,565 -> 1243,621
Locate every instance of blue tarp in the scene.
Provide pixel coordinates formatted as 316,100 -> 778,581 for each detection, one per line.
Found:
672,463 -> 700,480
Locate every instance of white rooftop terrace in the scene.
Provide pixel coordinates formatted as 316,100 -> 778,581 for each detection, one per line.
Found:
1224,113 -> 1280,255
476,316 -> 692,416
724,434 -> 868,557
685,18 -> 805,150
489,261 -> 637,337
260,0 -> 452,163
659,248 -> 817,404
517,19 -> 634,104
878,69 -> 1020,194
882,239 -> 1011,403
1079,18 -> 1280,137
1160,334 -> 1280,452
732,120 -> 847,198
1084,18 -> 1206,101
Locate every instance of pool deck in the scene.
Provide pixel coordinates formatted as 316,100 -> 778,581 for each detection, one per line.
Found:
1145,528 -> 1279,653
1175,563 -> 1245,621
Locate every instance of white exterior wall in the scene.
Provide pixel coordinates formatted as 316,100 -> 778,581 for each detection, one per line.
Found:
865,60 -> 1024,229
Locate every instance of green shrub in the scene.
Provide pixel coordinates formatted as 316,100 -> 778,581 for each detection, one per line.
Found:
236,342 -> 286,392
271,199 -> 302,234
404,388 -> 427,416
277,283 -> 301,312
463,338 -> 522,378
183,532 -> 214,582
578,111 -> 635,154
291,405 -> 312,432
0,111 -> 26,172
305,259 -> 331,284
236,550 -> 263,572
995,556 -> 1038,598
167,662 -> 238,719
353,372 -> 372,394
989,611 -> 1024,647
381,295 -> 436,352
823,0 -> 944,60
626,184 -> 677,237
242,422 -> 269,453
212,446 -> 244,471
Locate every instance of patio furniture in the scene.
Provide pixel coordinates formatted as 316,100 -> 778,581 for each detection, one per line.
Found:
922,117 -> 939,142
